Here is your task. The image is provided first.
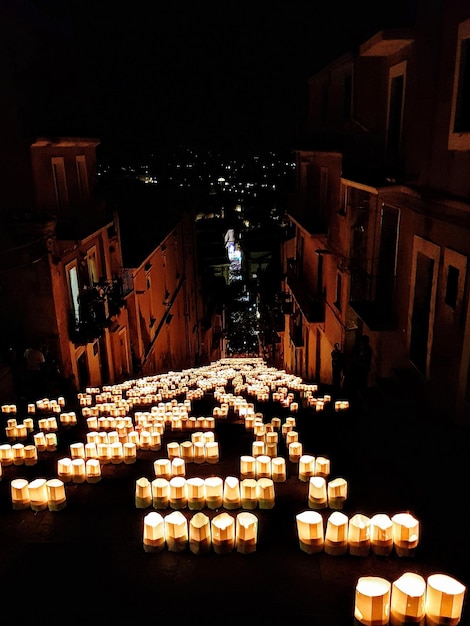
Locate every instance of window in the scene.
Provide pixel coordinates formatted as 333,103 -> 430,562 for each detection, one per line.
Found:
76,155 -> 89,200
445,265 -> 459,308
334,273 -> 342,311
67,263 -> 80,325
449,18 -> 470,149
344,74 -> 352,122
51,157 -> 69,213
386,62 -> 406,165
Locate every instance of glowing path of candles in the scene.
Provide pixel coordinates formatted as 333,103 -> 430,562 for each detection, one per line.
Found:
0,358 -> 467,625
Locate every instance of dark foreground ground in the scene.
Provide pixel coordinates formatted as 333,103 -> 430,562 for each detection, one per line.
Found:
0,378 -> 468,626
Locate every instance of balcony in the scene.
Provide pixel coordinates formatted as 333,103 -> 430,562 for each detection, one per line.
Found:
69,279 -> 125,344
286,267 -> 324,323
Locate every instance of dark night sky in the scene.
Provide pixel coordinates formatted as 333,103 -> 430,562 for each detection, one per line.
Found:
4,0 -> 416,154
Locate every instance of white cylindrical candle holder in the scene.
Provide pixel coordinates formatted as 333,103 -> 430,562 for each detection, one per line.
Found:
165,510 -> 188,552
348,513 -> 371,557
204,476 -> 223,510
46,478 -> 67,511
308,476 -> 328,509
189,511 -> 211,554
143,511 -> 165,553
28,478 -> 48,511
392,512 -> 420,557
370,513 -> 394,556
354,576 -> 391,626
324,510 -> 348,556
257,477 -> 275,509
425,574 -> 466,626
390,572 -> 426,625
211,512 -> 235,555
151,478 -> 170,510
11,478 -> 30,510
223,475 -> 241,510
236,511 -> 258,554
296,510 -> 324,554
135,476 -> 152,509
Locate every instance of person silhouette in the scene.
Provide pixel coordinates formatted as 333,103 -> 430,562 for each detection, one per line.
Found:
331,342 -> 344,394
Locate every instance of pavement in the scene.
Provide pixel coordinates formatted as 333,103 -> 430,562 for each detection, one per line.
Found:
0,373 -> 468,626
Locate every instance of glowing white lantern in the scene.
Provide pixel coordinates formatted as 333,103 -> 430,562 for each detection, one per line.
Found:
135,476 -> 152,509
314,456 -> 330,478
288,441 -> 302,463
327,477 -> 348,509
236,511 -> 258,554
308,476 -> 328,509
286,430 -> 299,445
240,455 -> 256,479
169,476 -> 187,510
33,432 -> 46,452
12,443 -> 25,466
143,511 -> 166,553
256,455 -> 272,479
252,440 -> 265,457
85,459 -> 101,483
154,458 -> 171,480
296,510 -> 324,554
189,512 -> 211,554
45,433 -> 57,451
324,511 -> 349,555
165,510 -> 188,552
223,475 -> 241,510
390,572 -> 426,625
11,478 -> 30,510
240,478 -> 258,509
370,513 -> 394,556
70,442 -> 85,459
211,512 -> 235,555
28,478 -> 48,511
186,477 -> 205,510
204,476 -> 223,509
139,430 -> 151,450
57,457 -> 72,482
179,440 -> 194,462
425,574 -> 466,626
123,442 -> 137,464
348,513 -> 371,557
149,431 -> 161,451
298,454 -> 315,482
167,441 -> 180,460
354,576 -> 391,626
24,445 -> 38,466
257,477 -> 275,509
193,441 -> 206,464
151,478 -> 170,510
71,458 -> 86,483
271,457 -> 287,482
205,441 -> 219,464
46,478 -> 66,511
171,457 -> 186,477
391,512 -> 420,557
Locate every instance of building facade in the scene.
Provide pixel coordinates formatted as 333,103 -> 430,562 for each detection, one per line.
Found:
280,0 -> 470,424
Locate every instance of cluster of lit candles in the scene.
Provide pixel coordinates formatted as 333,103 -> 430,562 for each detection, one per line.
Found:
0,357 -> 465,624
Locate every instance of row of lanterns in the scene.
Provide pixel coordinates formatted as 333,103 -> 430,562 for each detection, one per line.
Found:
143,510 -> 258,555
296,510 -> 419,557
354,572 -> 465,625
136,475 -> 276,511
